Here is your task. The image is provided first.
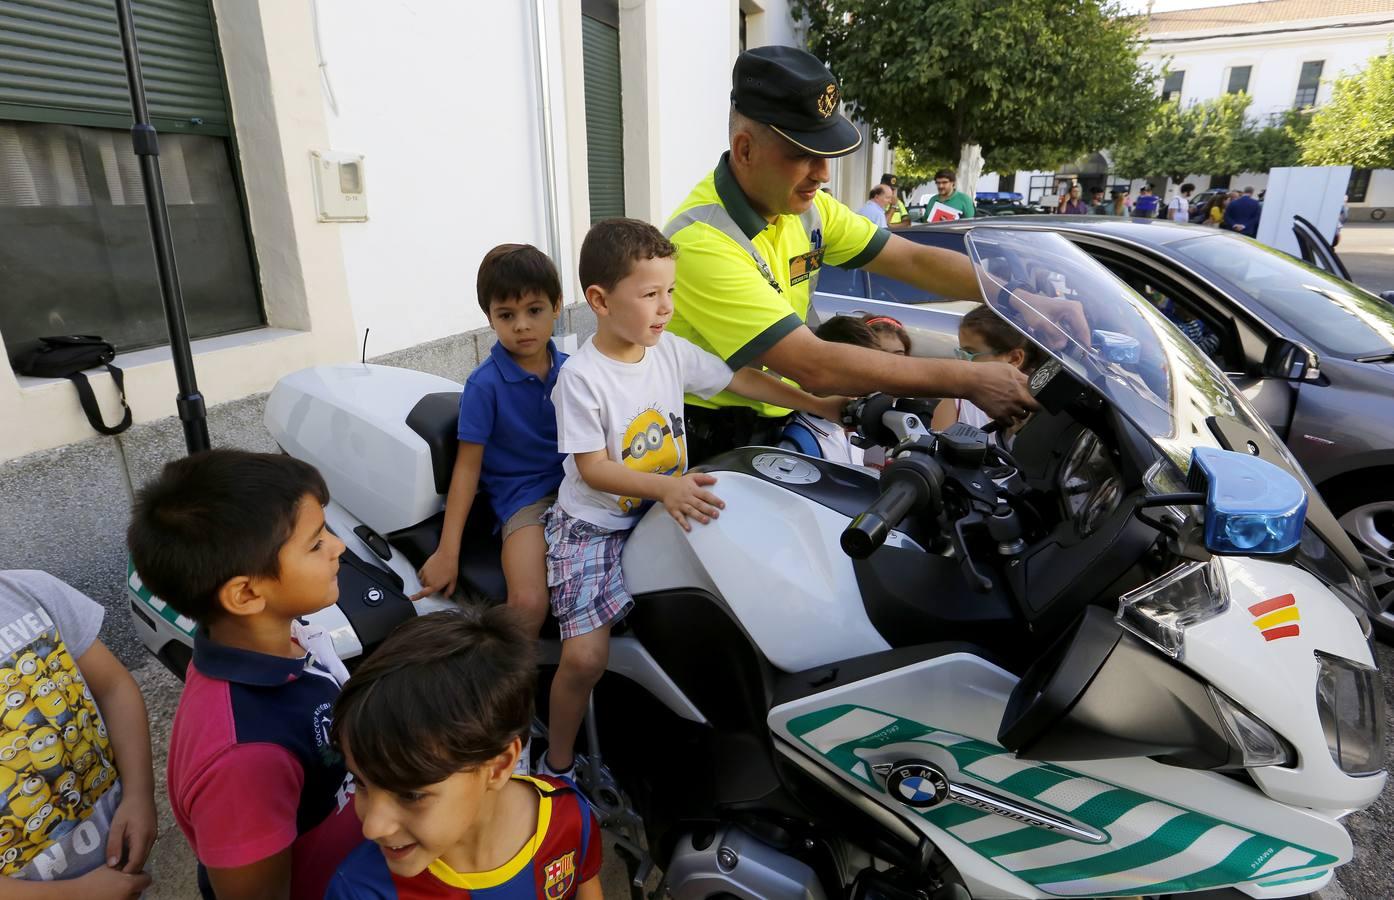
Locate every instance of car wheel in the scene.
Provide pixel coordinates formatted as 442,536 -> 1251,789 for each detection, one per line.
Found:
1331,492 -> 1394,642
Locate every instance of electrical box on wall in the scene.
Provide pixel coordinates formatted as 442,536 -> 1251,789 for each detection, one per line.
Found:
311,151 -> 368,222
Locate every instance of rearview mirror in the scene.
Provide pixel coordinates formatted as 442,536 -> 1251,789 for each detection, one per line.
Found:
1262,339 -> 1320,381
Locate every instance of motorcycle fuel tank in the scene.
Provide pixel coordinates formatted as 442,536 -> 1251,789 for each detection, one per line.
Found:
622,468 -> 897,672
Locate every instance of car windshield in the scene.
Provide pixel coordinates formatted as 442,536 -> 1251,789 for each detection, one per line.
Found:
1169,234 -> 1394,359
964,229 -> 1297,478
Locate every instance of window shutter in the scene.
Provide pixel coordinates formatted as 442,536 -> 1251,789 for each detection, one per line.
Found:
581,11 -> 624,222
0,0 -> 229,136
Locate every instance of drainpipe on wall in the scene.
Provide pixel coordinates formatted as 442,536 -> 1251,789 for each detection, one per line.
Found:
529,0 -> 565,335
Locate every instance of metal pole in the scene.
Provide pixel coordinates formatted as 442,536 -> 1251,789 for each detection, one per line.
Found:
114,0 -> 210,454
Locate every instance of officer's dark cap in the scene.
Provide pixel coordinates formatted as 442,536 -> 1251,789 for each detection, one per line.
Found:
731,46 -> 861,158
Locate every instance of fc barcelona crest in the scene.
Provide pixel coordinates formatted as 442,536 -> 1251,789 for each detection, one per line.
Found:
544,850 -> 577,899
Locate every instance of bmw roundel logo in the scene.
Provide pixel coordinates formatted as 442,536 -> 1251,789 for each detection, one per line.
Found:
886,760 -> 949,809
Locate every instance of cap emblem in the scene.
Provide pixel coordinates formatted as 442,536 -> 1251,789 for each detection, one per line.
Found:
817,83 -> 838,118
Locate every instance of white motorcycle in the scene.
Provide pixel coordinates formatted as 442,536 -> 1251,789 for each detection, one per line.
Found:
130,230 -> 1386,899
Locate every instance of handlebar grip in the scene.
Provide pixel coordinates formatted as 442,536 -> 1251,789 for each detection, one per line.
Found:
841,479 -> 921,559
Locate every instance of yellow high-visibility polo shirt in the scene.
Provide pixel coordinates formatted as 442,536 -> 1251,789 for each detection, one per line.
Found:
665,153 -> 889,416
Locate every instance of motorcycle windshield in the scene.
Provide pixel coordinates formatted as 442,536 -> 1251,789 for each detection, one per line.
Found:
963,229 -> 1290,479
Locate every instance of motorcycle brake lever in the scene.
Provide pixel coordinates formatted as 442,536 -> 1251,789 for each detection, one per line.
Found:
952,511 -> 995,593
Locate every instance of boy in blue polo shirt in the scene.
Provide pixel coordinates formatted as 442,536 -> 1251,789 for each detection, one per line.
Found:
413,244 -> 566,641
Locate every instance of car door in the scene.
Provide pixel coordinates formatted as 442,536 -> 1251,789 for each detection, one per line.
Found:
810,228 -> 973,358
1074,239 -> 1302,439
1292,215 -> 1352,281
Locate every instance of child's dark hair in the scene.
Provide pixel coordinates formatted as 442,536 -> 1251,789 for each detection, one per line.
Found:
476,243 -> 562,316
865,315 -> 912,354
961,304 -> 1045,371
127,449 -> 329,623
815,315 -> 879,349
579,218 -> 676,291
331,606 -> 536,791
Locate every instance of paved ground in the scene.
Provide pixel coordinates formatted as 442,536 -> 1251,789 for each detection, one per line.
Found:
1339,222 -> 1394,295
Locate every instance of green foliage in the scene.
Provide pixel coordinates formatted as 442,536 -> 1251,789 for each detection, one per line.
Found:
1111,93 -> 1252,185
1300,48 -> 1394,169
1236,109 -> 1310,172
894,145 -> 954,195
792,0 -> 1156,174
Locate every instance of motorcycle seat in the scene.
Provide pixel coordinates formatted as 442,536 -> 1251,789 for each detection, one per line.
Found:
388,505 -> 508,602
405,391 -> 464,495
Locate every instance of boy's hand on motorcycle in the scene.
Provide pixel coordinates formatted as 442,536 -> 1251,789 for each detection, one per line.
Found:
661,472 -> 724,532
967,362 -> 1037,423
413,549 -> 459,600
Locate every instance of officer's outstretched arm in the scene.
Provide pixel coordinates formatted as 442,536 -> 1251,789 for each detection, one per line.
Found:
755,327 -> 1036,423
862,233 -> 981,301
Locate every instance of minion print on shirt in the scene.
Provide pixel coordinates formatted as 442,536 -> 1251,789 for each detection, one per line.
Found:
0,604 -> 120,880
616,407 -> 687,513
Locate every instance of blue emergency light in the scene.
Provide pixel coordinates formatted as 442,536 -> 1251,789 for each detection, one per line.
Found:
1092,329 -> 1141,364
1188,446 -> 1307,555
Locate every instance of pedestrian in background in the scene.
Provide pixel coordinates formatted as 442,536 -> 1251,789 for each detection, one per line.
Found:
857,184 -> 893,228
1132,185 -> 1159,218
1203,194 -> 1227,227
1089,187 -> 1109,215
1110,190 -> 1131,216
1223,186 -> 1262,237
881,173 -> 910,229
1166,183 -> 1195,223
1057,184 -> 1088,214
927,169 -> 976,219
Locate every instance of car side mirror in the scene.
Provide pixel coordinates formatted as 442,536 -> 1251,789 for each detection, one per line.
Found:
1380,290 -> 1394,304
1262,339 -> 1320,381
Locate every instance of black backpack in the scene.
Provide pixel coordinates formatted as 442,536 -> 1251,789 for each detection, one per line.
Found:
14,335 -> 132,436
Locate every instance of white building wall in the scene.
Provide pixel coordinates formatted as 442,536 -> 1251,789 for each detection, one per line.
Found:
1140,15 -> 1394,214
652,2 -> 742,222
1140,28 -> 1392,124
315,2 -> 565,356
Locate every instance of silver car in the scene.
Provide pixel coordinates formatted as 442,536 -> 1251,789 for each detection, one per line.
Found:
814,217 -> 1394,638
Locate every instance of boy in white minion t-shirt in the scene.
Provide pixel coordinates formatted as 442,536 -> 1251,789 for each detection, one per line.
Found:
539,217 -> 843,780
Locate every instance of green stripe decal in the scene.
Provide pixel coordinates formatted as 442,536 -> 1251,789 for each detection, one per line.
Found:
996,766 -> 1073,798
1016,812 -> 1214,884
1070,789 -> 1146,829
785,704 -> 1341,895
971,826 -> 1071,858
925,804 -> 987,829
1258,870 -> 1328,887
1128,834 -> 1287,896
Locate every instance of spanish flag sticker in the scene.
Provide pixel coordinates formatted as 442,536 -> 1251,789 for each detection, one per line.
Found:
1249,594 -> 1300,641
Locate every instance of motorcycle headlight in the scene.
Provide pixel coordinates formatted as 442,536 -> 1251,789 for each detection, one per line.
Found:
1116,558 -> 1229,659
1315,652 -> 1387,777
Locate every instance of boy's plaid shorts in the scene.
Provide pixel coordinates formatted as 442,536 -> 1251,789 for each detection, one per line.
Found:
543,506 -> 633,640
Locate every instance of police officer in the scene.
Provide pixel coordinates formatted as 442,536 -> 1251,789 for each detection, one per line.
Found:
664,46 -> 1043,460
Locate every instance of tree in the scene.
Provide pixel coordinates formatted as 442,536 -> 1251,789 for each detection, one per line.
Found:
1300,47 -> 1394,169
1236,109 -> 1310,173
893,145 -> 954,197
792,0 -> 1156,185
1111,93 -> 1250,188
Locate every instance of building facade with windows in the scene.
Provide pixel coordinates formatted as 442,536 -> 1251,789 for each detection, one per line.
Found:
1137,0 -> 1394,217
982,0 -> 1394,215
0,0 -> 891,622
